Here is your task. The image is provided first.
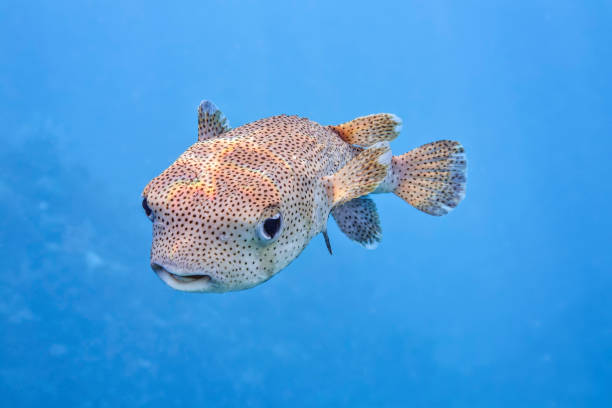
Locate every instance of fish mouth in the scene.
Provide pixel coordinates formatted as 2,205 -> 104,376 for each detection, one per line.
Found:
151,263 -> 217,292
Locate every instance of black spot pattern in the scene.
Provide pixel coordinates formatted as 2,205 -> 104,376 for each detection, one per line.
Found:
142,105 -> 467,293
391,140 -> 467,216
331,196 -> 382,249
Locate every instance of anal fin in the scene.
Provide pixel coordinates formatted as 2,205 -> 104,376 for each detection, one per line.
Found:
198,100 -> 230,141
330,113 -> 402,147
332,197 -> 382,249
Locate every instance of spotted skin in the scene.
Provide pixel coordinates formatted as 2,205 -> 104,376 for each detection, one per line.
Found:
144,114 -> 358,292
142,102 -> 467,293
198,100 -> 230,141
378,140 -> 467,216
331,197 -> 382,249
330,113 -> 402,147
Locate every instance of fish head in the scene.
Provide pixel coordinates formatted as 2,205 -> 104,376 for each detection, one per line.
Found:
142,139 -> 308,293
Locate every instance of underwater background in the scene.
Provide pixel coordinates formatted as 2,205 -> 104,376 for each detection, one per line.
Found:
1,1 -> 611,406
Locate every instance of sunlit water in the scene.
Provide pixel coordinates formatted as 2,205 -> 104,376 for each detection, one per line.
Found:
1,1 -> 611,406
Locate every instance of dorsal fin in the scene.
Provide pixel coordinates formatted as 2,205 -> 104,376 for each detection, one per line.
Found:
329,113 -> 402,147
331,197 -> 382,249
197,100 -> 230,141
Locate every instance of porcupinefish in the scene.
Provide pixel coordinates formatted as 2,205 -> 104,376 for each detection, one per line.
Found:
142,101 -> 467,293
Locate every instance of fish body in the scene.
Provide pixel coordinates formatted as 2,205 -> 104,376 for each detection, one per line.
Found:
142,101 -> 466,293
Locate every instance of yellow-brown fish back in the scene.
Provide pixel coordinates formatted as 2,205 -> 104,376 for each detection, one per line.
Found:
142,100 -> 467,293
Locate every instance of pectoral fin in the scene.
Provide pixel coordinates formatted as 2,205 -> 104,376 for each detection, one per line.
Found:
322,142 -> 391,206
332,197 -> 382,249
198,100 -> 230,141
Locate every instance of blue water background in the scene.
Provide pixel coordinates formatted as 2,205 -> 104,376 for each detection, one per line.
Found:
1,1 -> 611,406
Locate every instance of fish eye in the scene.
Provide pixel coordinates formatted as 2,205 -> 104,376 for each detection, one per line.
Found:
142,197 -> 154,221
256,212 -> 282,243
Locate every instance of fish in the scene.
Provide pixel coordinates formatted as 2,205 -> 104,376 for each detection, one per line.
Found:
142,100 -> 467,293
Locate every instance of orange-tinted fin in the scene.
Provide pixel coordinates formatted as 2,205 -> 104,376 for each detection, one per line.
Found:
331,197 -> 382,249
197,100 -> 230,141
389,140 -> 467,216
330,113 -> 402,147
323,141 -> 391,206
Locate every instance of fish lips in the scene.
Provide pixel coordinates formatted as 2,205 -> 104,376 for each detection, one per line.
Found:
150,263 -> 220,293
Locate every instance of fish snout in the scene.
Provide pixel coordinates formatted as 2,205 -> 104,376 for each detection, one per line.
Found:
150,262 -> 218,292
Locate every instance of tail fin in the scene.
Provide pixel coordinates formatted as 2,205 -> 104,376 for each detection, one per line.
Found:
392,140 -> 466,216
